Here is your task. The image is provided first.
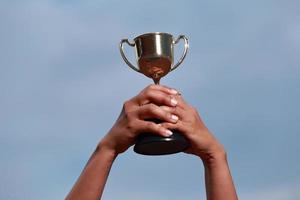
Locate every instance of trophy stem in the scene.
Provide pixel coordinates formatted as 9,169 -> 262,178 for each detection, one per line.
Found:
153,79 -> 160,85
152,73 -> 161,85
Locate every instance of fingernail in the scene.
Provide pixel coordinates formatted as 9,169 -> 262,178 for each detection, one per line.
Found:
171,114 -> 179,122
165,130 -> 173,137
171,98 -> 178,106
170,89 -> 178,95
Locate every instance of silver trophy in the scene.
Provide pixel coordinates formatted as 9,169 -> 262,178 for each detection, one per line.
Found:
120,32 -> 189,155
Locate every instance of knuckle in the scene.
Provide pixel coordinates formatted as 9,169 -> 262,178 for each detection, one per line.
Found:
148,103 -> 157,112
171,106 -> 177,113
143,85 -> 154,95
145,121 -> 153,127
123,102 -> 136,120
145,121 -> 156,130
164,106 -> 174,113
123,100 -> 131,112
144,89 -> 154,98
148,84 -> 156,90
127,119 -> 137,133
151,104 -> 166,118
164,111 -> 171,120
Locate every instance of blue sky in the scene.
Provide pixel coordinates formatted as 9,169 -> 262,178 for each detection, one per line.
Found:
1,0 -> 300,199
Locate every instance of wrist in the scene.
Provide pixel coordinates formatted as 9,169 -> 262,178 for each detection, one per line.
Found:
97,139 -> 119,161
201,145 -> 228,168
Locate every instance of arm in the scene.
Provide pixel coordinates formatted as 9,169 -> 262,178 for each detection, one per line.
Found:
161,95 -> 238,200
65,145 -> 116,200
203,152 -> 237,200
66,84 -> 238,199
66,85 -> 180,200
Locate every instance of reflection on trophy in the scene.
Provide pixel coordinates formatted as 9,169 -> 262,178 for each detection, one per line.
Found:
119,32 -> 189,155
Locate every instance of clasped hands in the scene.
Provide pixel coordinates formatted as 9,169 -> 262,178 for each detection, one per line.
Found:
100,84 -> 225,164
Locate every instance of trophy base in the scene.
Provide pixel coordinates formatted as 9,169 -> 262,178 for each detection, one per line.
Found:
133,131 -> 189,156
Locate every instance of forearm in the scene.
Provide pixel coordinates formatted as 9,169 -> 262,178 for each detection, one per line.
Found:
203,152 -> 238,200
66,143 -> 117,200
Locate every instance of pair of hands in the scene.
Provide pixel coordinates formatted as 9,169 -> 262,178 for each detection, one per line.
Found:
100,84 -> 225,163
66,84 -> 237,200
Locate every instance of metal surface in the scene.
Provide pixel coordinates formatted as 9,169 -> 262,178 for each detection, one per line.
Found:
171,35 -> 189,71
119,39 -> 139,72
119,32 -> 189,77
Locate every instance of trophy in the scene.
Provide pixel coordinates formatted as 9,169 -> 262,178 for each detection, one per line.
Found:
119,32 -> 189,155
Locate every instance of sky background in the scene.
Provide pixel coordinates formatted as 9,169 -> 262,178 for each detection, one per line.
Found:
1,0 -> 300,199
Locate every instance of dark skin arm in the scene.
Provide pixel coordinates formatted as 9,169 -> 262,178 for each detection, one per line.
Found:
66,85 -> 238,200
161,95 -> 238,200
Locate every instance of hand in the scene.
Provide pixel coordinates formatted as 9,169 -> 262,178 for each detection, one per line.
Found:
161,95 -> 226,164
68,86 -> 236,200
99,84 -> 180,156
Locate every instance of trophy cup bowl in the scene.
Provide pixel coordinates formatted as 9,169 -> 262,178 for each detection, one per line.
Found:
119,32 -> 189,155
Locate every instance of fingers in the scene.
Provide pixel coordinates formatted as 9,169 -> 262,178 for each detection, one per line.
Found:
160,105 -> 186,119
135,120 -> 174,137
125,102 -> 179,138
160,121 -> 187,136
123,84 -> 189,138
138,103 -> 179,123
137,89 -> 179,107
144,84 -> 179,95
172,93 -> 190,109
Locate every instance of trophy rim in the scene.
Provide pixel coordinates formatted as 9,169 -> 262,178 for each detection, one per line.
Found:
134,32 -> 173,41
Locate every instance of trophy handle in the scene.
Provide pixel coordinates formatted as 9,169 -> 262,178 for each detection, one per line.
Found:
171,35 -> 189,71
119,39 -> 140,73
